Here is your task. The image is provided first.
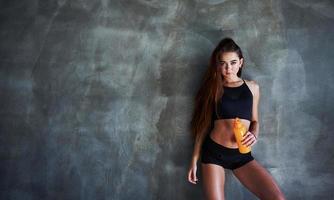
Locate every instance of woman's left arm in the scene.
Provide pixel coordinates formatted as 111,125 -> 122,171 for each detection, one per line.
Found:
242,81 -> 260,146
249,81 -> 260,138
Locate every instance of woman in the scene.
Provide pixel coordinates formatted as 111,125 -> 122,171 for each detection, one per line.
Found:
187,37 -> 286,200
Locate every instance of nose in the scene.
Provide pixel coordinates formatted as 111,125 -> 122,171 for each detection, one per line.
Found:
225,64 -> 232,69
225,65 -> 232,72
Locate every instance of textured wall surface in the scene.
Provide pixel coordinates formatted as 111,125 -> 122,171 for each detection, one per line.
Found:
1,0 -> 334,199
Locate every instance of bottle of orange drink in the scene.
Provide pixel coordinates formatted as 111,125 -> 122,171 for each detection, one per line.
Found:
233,117 -> 251,154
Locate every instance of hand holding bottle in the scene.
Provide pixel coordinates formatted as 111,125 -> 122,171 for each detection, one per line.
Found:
241,130 -> 258,147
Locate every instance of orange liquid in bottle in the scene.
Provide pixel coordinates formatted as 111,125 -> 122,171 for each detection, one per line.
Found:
233,117 -> 251,154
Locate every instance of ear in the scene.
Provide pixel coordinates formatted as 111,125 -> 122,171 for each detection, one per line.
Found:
239,58 -> 244,67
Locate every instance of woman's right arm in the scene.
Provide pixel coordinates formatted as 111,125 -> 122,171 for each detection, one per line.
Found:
191,132 -> 207,164
188,131 -> 207,184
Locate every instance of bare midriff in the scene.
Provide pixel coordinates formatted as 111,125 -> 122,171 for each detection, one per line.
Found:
210,118 -> 251,148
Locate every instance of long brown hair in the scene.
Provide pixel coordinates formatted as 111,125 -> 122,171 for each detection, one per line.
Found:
190,37 -> 245,140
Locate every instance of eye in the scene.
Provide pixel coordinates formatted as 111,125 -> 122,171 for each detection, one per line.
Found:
219,62 -> 225,66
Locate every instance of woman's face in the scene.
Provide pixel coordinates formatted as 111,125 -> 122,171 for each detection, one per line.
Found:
218,52 -> 243,78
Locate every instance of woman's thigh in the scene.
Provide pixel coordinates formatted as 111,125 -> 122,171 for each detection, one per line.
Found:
232,160 -> 286,200
201,163 -> 226,200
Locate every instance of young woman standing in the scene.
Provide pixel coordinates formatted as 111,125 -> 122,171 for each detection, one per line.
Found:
187,38 -> 286,200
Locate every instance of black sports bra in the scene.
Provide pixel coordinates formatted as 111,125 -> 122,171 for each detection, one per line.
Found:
213,79 -> 253,121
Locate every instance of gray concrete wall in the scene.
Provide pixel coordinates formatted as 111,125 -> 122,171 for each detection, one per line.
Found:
1,0 -> 333,199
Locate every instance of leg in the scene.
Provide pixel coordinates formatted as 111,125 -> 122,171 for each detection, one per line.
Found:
201,163 -> 226,200
232,160 -> 286,200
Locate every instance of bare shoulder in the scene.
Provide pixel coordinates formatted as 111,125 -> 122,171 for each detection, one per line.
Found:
244,79 -> 260,96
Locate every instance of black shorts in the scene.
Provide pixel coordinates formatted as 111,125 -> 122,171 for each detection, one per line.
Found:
200,134 -> 255,170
